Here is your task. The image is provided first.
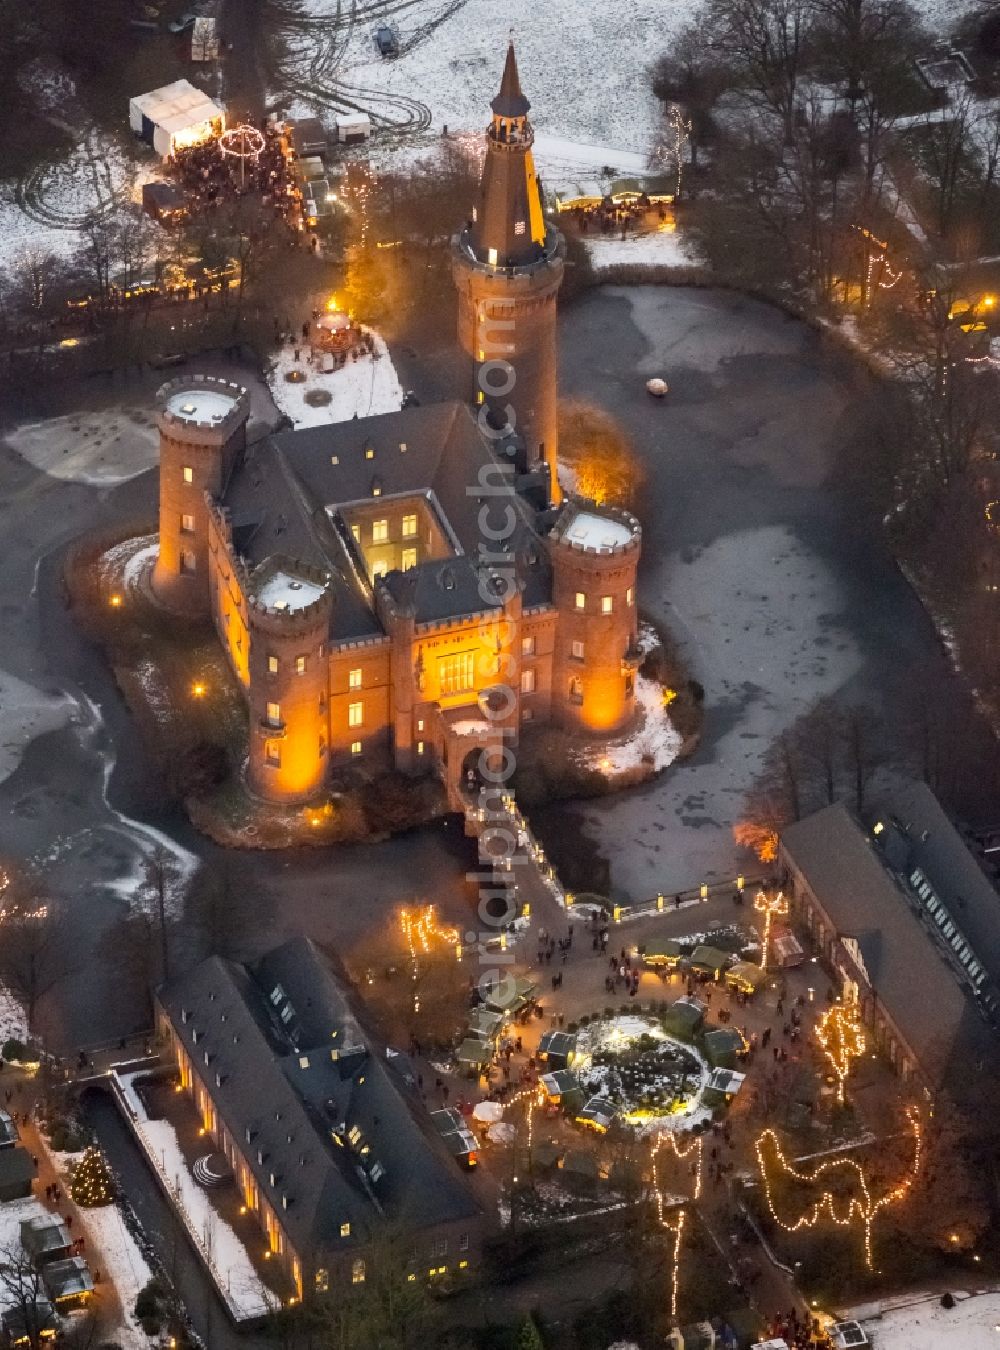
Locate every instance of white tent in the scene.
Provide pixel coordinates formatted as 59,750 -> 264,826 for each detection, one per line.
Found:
471,1101 -> 504,1124
129,79 -> 224,159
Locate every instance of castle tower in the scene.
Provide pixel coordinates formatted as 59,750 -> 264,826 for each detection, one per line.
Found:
452,43 -> 565,504
245,560 -> 334,804
152,377 -> 250,613
549,504 -> 642,734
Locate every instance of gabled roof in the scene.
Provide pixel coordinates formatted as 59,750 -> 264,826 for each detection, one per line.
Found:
157,938 -> 480,1261
780,802 -> 993,1087
871,779 -> 1000,990
222,401 -> 551,631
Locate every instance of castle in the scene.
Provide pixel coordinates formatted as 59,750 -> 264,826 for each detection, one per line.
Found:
150,46 -> 643,806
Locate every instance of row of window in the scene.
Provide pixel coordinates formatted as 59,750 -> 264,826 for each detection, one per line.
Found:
574,588 -> 633,613
264,739 -> 363,768
353,515 -> 418,545
265,700 -> 365,728
910,868 -> 987,986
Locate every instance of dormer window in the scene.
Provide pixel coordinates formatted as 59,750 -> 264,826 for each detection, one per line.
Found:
364,443 -> 375,460
371,477 -> 382,497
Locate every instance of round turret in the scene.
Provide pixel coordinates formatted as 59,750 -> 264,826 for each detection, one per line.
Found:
244,560 -> 334,804
548,503 -> 642,734
151,376 -> 251,613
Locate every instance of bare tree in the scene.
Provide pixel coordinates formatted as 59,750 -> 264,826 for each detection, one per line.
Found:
137,846 -> 182,984
0,1242 -> 61,1349
705,0 -> 814,143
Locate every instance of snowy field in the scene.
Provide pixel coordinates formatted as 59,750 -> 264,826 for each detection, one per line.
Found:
585,228 -> 703,274
268,331 -> 404,427
851,1290 -> 1000,1349
279,0 -> 973,175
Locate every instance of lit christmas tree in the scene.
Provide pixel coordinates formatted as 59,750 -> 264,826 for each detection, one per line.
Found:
71,1146 -> 116,1207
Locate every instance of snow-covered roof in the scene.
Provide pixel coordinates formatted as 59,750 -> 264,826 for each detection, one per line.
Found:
256,571 -> 326,612
165,389 -> 237,424
562,509 -> 633,551
128,79 -> 223,138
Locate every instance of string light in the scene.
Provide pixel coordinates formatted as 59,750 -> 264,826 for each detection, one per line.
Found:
399,904 -> 460,959
754,889 -> 788,971
754,1106 -> 922,1269
649,1131 -> 703,1316
814,1003 -> 865,1104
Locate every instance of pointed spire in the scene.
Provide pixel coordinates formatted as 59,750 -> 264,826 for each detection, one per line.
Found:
491,41 -> 530,118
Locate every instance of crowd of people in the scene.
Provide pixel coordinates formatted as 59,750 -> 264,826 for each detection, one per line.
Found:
170,122 -> 305,236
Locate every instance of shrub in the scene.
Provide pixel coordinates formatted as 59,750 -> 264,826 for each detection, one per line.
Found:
2,1040 -> 26,1062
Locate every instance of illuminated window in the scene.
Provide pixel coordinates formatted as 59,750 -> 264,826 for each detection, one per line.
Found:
488,247 -> 498,266
364,445 -> 375,460
349,701 -> 364,728
438,651 -> 476,696
402,513 -> 417,538
265,740 -> 281,767
417,718 -> 424,732
340,1222 -> 351,1238
626,586 -> 634,607
521,636 -> 535,657
601,595 -> 613,614
351,741 -> 362,755
569,677 -> 583,704
520,669 -> 535,694
352,1259 -> 365,1284
349,668 -> 362,690
268,655 -> 279,674
315,1269 -> 329,1292
372,560 -> 388,579
351,524 -> 361,543
402,548 -> 417,571
514,220 -> 526,235
575,592 -> 585,611
295,655 -> 306,675
330,454 -> 339,465
181,513 -> 195,534
372,519 -> 388,543
571,640 -> 584,661
417,740 -> 425,755
266,701 -> 281,726
182,465 -> 194,484
372,482 -> 382,497
399,442 -> 407,453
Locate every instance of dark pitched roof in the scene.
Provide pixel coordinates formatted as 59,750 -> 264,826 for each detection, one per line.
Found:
0,1147 -> 34,1188
780,803 -> 993,1087
491,42 -> 530,118
223,402 -> 551,632
870,780 -> 1000,991
158,938 -> 480,1261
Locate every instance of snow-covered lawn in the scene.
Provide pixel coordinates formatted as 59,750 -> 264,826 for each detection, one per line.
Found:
6,408 -> 160,486
851,1290 -> 1000,1349
267,333 -> 404,427
585,228 -> 703,273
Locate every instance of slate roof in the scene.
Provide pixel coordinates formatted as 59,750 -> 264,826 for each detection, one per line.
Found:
157,937 -> 480,1263
870,779 -> 1000,991
780,802 -> 996,1089
222,402 -> 552,634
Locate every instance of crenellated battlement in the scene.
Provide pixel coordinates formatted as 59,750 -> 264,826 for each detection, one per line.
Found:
548,501 -> 642,560
157,375 -> 250,444
247,557 -> 333,635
